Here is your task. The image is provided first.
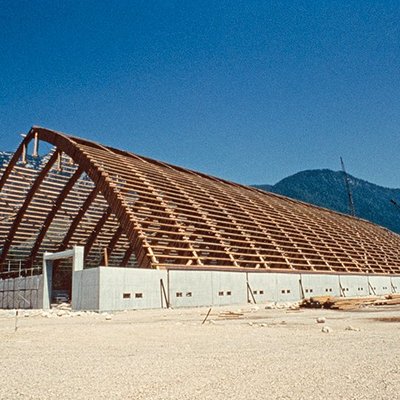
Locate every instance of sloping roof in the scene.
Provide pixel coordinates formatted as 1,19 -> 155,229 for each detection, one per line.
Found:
1,126 -> 400,275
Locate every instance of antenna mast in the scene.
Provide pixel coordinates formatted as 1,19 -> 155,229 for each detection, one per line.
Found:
340,157 -> 356,217
390,199 -> 400,211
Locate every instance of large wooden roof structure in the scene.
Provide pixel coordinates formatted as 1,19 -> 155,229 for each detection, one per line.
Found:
1,126 -> 400,275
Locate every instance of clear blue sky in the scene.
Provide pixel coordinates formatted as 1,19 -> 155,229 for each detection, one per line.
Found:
1,1 -> 399,187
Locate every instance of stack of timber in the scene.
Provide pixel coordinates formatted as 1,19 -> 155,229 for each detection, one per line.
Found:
301,294 -> 400,310
218,311 -> 244,320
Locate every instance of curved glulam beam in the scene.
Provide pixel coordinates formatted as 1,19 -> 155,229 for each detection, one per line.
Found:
0,127 -> 152,272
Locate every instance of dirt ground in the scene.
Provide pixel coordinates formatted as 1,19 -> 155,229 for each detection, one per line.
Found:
0,304 -> 399,400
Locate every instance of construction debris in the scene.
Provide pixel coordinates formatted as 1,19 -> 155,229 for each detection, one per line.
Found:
301,294 -> 400,311
345,326 -> 361,331
321,326 -> 332,333
218,311 -> 244,320
265,301 -> 300,310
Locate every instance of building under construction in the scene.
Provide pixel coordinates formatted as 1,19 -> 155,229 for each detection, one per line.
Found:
1,127 -> 400,311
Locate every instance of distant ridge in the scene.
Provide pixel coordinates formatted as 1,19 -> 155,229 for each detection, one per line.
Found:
253,169 -> 400,234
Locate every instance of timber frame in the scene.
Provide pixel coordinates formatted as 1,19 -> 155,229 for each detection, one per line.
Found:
1,126 -> 400,275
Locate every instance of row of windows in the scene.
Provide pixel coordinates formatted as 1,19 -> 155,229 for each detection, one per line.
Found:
176,292 -> 192,297
122,285 -> 396,300
123,292 -> 143,299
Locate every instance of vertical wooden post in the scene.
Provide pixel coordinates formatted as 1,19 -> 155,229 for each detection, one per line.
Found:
21,143 -> 27,164
57,151 -> 62,171
32,132 -> 39,157
103,248 -> 109,266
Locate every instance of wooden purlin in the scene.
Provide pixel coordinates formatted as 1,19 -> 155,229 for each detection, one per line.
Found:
237,189 -> 333,271
57,186 -> 100,252
84,207 -> 112,261
95,145 -> 203,266
24,166 -> 84,268
68,140 -> 158,267
100,225 -> 123,266
127,154 -> 241,268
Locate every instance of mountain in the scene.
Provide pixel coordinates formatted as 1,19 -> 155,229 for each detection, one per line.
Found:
254,170 -> 400,234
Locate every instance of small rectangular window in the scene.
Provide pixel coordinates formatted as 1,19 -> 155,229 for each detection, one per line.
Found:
310,289 -> 313,293
287,289 -> 291,294
176,292 -> 183,297
226,291 -> 231,296
135,293 -> 143,298
186,292 -> 192,297
281,289 -> 285,294
123,293 -> 131,299
218,291 -> 224,296
259,290 -> 264,295
253,290 -> 258,295
305,289 -> 309,293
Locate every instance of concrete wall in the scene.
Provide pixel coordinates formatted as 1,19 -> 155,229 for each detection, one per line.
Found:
339,274 -> 369,297
72,268 -> 100,311
247,272 -> 301,302
98,267 -> 167,311
211,271 -> 247,305
391,276 -> 400,293
368,275 -> 392,296
3,269 -> 400,311
300,273 -> 341,297
168,270 -> 247,308
168,270 -> 213,308
0,275 -> 42,309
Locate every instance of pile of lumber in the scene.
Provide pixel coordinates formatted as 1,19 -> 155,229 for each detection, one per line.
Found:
301,294 -> 400,310
218,311 -> 244,320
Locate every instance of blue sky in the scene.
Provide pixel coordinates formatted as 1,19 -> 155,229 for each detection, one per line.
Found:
1,1 -> 399,187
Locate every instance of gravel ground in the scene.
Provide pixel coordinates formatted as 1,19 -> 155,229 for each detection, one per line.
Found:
0,304 -> 399,400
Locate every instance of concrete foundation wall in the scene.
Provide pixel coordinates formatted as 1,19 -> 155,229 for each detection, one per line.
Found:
98,267 -> 167,311
168,270 -> 247,308
0,275 -> 43,309
72,268 -> 100,311
368,275 -> 392,296
247,272 -> 301,302
211,271 -> 247,306
300,273 -> 341,297
339,275 -> 369,297
168,270 -> 213,308
3,269 -> 400,311
391,276 -> 400,293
